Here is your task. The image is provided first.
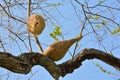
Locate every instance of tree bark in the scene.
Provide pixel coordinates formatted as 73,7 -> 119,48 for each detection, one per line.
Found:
0,48 -> 120,80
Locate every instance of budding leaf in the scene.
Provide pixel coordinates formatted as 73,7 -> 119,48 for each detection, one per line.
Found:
111,27 -> 120,34
50,2 -> 61,7
96,24 -> 101,28
102,20 -> 106,25
50,26 -> 62,41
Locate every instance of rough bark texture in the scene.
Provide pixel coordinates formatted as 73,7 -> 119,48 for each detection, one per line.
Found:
59,48 -> 120,77
0,48 -> 120,80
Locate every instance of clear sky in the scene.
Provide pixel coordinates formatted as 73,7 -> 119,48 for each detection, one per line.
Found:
0,0 -> 120,80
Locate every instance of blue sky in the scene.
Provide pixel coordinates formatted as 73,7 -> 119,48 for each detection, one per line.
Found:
0,0 -> 120,80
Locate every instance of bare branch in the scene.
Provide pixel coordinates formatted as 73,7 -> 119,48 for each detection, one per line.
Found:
28,0 -> 31,17
59,48 -> 120,77
0,48 -> 119,79
7,28 -> 30,51
0,52 -> 61,80
0,4 -> 26,24
85,11 -> 120,26
33,35 -> 44,53
0,38 -> 6,52
75,0 -> 120,26
27,0 -> 33,52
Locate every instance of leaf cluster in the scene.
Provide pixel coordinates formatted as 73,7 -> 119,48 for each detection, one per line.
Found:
50,26 -> 62,41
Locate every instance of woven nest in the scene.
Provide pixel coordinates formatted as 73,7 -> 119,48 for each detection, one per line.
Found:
43,33 -> 82,61
27,14 -> 45,36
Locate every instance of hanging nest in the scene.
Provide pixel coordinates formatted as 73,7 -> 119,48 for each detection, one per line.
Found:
43,33 -> 82,61
27,14 -> 45,36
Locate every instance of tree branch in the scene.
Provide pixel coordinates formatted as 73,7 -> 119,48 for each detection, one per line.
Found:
59,48 -> 120,77
0,52 -> 61,80
0,3 -> 26,24
0,48 -> 119,80
27,0 -> 33,52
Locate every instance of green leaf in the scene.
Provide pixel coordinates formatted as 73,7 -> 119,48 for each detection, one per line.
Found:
8,36 -> 15,41
100,66 -> 106,73
89,15 -> 94,19
50,33 -> 55,38
50,2 -> 61,7
102,20 -> 106,25
89,15 -> 99,20
50,26 -> 62,41
111,27 -> 120,34
95,63 -> 100,67
96,24 -> 101,28
0,77 -> 2,80
107,71 -> 111,75
93,62 -> 113,75
95,15 -> 99,20
107,7 -> 111,10
51,22 -> 55,26
99,0 -> 103,3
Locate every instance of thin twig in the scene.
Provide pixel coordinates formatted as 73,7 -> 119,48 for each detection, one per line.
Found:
72,19 -> 87,60
85,11 -> 119,26
28,0 -> 31,17
7,28 -> 30,51
33,35 -> 43,53
80,2 -> 107,52
15,39 -> 22,53
0,38 -> 6,52
27,0 -> 33,52
75,0 -> 107,52
28,70 -> 39,80
75,0 -> 119,26
0,4 -> 26,24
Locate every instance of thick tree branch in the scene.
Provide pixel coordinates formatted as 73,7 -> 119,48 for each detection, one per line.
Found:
59,48 -> 120,77
0,48 -> 120,80
0,52 -> 61,80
